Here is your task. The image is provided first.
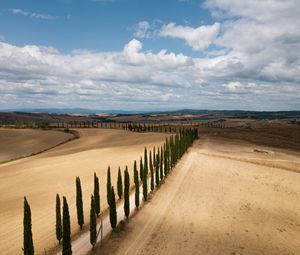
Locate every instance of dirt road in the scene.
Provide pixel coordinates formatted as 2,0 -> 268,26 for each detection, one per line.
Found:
93,137 -> 300,255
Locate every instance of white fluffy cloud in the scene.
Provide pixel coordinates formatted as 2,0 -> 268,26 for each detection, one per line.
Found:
0,39 -> 198,109
203,0 -> 300,23
159,22 -> 220,51
1,0 -> 300,110
203,0 -> 300,86
1,36 -> 299,111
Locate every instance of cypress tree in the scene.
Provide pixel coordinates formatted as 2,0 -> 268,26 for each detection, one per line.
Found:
23,197 -> 34,255
76,177 -> 84,229
90,195 -> 97,247
165,138 -> 170,173
133,160 -> 140,208
107,166 -> 111,206
176,134 -> 178,161
155,153 -> 160,187
139,157 -> 143,181
149,150 -> 152,171
94,173 -> 100,217
117,167 -> 123,199
160,146 -> 164,181
170,138 -> 172,167
169,136 -> 172,169
56,194 -> 62,244
144,147 -> 148,176
164,144 -> 168,176
153,146 -> 156,169
174,135 -> 176,164
171,135 -> 175,167
179,134 -> 182,157
109,187 -> 117,229
124,168 -> 130,218
150,150 -> 154,191
62,196 -> 72,255
178,132 -> 182,157
183,132 -> 186,156
172,135 -> 175,167
175,134 -> 179,162
142,163 -> 148,201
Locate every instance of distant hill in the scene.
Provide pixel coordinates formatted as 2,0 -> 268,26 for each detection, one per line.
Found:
0,108 -> 154,115
0,108 -> 299,125
2,108 -> 300,116
163,109 -> 300,119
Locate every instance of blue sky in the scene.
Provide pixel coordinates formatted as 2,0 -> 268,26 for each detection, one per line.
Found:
1,0 -> 212,54
0,0 -> 299,111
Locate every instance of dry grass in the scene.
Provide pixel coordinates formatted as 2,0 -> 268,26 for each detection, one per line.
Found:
0,129 -> 168,255
93,136 -> 300,255
0,128 -> 74,163
198,122 -> 300,151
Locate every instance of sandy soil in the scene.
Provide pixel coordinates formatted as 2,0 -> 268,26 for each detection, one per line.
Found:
93,136 -> 300,255
0,128 -> 74,162
0,129 -> 168,255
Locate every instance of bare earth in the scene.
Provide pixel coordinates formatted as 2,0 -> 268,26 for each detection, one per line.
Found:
0,129 -> 168,255
0,128 -> 74,162
94,136 -> 300,255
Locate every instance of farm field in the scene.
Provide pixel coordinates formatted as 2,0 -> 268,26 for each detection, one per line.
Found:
2,0 -> 300,254
93,136 -> 300,255
0,128 -> 74,163
0,129 -> 168,255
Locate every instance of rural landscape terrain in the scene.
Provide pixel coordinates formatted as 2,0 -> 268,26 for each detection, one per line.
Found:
1,0 -> 300,254
0,110 -> 299,255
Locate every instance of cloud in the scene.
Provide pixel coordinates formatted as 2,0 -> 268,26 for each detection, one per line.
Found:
222,81 -> 241,91
11,8 -> 57,20
203,0 -> 299,22
200,0 -> 300,86
123,38 -> 143,55
133,19 -> 163,39
159,22 -> 220,51
1,37 -> 299,111
11,9 -> 28,16
2,0 -> 300,110
222,81 -> 257,92
0,40 -> 198,110
134,21 -> 151,38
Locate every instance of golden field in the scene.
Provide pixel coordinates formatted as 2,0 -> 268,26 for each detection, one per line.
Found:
0,128 -> 168,255
93,136 -> 300,255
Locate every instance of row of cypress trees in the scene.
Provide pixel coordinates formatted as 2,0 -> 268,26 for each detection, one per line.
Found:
22,129 -> 198,254
53,173 -> 102,254
54,195 -> 72,255
23,194 -> 72,255
106,128 -> 198,229
127,123 -> 197,133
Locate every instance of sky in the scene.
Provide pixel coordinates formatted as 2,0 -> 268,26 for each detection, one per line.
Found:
0,0 -> 299,111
